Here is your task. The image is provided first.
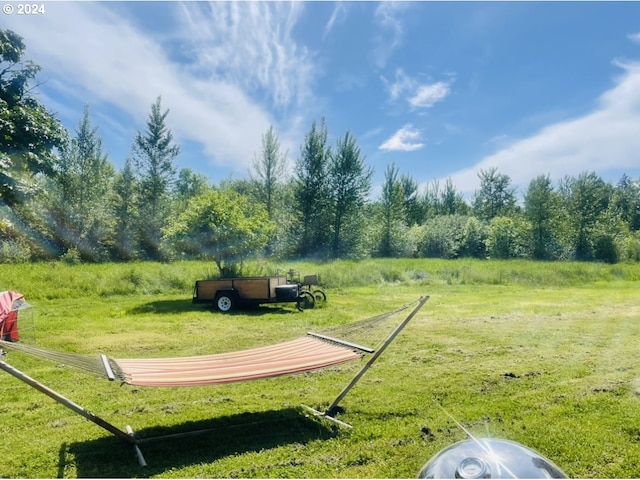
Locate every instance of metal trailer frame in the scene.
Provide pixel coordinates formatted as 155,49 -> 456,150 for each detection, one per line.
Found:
192,275 -> 316,312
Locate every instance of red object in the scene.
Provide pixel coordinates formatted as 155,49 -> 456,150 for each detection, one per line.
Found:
0,291 -> 26,342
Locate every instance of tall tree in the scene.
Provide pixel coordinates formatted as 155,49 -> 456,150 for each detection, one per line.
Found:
174,167 -> 209,213
49,106 -> 114,260
57,106 -> 112,211
327,130 -> 372,258
559,171 -> 611,260
250,126 -> 287,219
524,174 -> 560,260
440,177 -> 469,216
422,179 -> 442,219
250,126 -> 289,256
132,96 -> 180,259
472,167 -> 517,220
376,163 -> 406,257
0,29 -> 66,207
111,157 -> 139,260
400,173 -> 424,225
293,119 -> 331,257
611,174 -> 640,232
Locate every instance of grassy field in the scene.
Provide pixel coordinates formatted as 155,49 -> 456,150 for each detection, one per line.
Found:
1,259 -> 639,478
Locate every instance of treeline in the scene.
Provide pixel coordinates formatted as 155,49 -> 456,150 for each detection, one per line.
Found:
2,29 -> 640,270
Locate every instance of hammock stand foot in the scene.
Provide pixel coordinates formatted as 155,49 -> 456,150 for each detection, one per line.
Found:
301,404 -> 353,429
126,425 -> 148,467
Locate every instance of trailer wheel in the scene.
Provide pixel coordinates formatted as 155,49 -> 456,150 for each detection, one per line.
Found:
297,291 -> 315,311
215,293 -> 234,312
312,289 -> 327,304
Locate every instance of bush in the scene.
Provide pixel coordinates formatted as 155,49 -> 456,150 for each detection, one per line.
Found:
486,216 -> 532,259
461,217 -> 487,258
417,215 -> 468,259
0,239 -> 32,263
60,247 -> 82,265
618,231 -> 640,262
593,233 -> 620,264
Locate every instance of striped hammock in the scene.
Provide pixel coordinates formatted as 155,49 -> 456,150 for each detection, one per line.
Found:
0,297 -> 426,388
112,335 -> 363,387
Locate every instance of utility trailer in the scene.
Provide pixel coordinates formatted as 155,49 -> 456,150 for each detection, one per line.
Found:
192,275 -> 315,312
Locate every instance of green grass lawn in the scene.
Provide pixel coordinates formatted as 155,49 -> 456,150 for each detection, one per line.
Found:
1,259 -> 639,478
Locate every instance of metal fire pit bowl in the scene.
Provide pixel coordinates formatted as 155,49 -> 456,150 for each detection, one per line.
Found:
417,438 -> 567,479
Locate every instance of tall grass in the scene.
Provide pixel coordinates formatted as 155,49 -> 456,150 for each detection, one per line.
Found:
3,258 -> 637,301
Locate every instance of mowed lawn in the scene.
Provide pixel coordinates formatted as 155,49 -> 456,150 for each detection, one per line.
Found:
1,259 -> 639,478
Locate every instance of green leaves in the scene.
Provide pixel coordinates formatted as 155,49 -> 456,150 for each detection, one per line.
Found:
472,167 -> 517,221
163,187 -> 274,275
0,29 -> 66,207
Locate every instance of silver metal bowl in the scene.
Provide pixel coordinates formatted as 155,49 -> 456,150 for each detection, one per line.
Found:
417,438 -> 567,479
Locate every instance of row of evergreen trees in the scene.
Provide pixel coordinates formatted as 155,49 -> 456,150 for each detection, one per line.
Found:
2,100 -> 640,267
2,29 -> 640,268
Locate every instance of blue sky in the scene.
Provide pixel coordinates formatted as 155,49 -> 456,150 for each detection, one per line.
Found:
3,1 -> 640,199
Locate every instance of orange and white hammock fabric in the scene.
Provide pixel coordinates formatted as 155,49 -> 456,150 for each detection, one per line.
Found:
112,336 -> 363,387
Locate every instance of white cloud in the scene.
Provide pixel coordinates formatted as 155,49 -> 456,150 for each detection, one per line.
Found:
409,81 -> 451,109
444,61 -> 640,196
373,3 -> 408,69
379,124 -> 424,151
383,68 -> 415,102
3,2 -> 315,173
383,70 -> 451,111
323,2 -> 348,39
628,32 -> 640,44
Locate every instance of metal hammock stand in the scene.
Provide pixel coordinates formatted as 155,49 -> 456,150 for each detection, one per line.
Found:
0,295 -> 429,466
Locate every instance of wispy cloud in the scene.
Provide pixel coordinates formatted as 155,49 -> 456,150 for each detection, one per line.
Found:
179,2 -> 314,111
3,2 -> 314,173
445,60 -> 640,195
379,124 -> 424,151
373,3 -> 408,69
384,68 -> 414,102
628,32 -> 640,44
334,73 -> 366,93
360,126 -> 384,141
323,2 -> 348,40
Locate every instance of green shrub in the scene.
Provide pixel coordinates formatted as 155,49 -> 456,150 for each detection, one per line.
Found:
0,239 -> 32,263
486,216 -> 532,259
593,233 -> 620,264
418,215 -> 466,258
620,231 -> 640,262
461,216 -> 487,258
60,247 -> 82,265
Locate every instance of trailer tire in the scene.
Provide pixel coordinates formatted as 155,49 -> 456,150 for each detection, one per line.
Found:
312,289 -> 327,303
297,291 -> 315,311
215,292 -> 235,312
